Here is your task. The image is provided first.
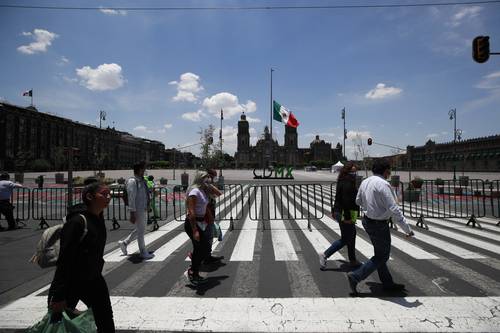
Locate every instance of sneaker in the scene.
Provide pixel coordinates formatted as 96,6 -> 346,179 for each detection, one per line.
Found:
383,283 -> 406,292
140,252 -> 154,260
186,268 -> 207,286
187,251 -> 193,260
319,253 -> 327,270
347,273 -> 358,295
118,241 -> 127,256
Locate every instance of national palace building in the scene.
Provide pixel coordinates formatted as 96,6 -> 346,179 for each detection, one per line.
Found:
0,102 -> 165,171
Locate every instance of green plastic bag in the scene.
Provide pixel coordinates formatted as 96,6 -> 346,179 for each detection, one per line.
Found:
27,309 -> 96,333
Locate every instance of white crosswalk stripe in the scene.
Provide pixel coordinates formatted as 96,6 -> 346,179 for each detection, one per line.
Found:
269,189 -> 298,261
230,187 -> 259,261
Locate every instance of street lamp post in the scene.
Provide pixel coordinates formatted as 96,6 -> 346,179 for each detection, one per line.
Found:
448,108 -> 457,181
98,110 -> 106,176
220,109 -> 224,177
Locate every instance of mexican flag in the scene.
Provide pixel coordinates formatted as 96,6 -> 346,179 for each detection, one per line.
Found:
273,100 -> 299,128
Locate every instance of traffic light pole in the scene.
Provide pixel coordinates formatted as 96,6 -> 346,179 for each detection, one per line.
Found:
367,139 -> 411,182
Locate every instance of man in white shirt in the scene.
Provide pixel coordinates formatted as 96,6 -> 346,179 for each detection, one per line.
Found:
347,159 -> 414,295
118,161 -> 154,260
0,173 -> 23,230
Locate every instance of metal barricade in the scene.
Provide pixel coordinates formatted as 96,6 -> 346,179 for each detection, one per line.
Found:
249,184 -> 325,222
32,187 -> 83,228
106,185 -> 171,230
488,180 -> 500,225
0,187 -> 31,226
173,184 -> 244,222
401,179 -> 486,229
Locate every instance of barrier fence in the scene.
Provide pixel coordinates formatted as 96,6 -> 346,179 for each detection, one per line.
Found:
1,186 -> 171,230
248,184 -> 325,221
173,184 -> 244,222
2,180 -> 499,230
489,180 -> 500,225
400,179 -> 488,228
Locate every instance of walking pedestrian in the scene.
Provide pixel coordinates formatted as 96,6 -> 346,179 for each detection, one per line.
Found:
319,162 -> 362,270
144,175 -> 159,222
48,178 -> 115,332
205,169 -> 223,263
347,158 -> 414,295
0,173 -> 23,230
118,161 -> 154,260
184,171 -> 221,285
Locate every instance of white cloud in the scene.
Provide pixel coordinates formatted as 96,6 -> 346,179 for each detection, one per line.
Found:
365,83 -> 402,99
99,7 -> 127,15
181,110 -> 205,122
476,71 -> 500,89
246,116 -> 261,123
169,72 -> 203,102
347,130 -> 371,141
202,92 -> 257,119
17,29 -> 58,54
449,6 -> 482,27
57,56 -> 69,66
164,123 -> 173,129
76,63 -> 125,91
133,125 -> 148,131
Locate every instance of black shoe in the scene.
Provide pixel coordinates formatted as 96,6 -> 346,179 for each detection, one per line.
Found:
383,283 -> 406,292
347,273 -> 358,295
187,269 -> 207,286
205,255 -> 223,264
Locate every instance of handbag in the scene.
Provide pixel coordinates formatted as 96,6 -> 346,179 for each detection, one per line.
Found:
27,309 -> 96,333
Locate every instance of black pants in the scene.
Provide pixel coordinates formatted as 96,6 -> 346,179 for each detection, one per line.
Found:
0,200 -> 16,229
48,275 -> 115,333
184,219 -> 211,274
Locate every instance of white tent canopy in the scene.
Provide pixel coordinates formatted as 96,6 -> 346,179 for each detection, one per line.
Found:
331,161 -> 344,172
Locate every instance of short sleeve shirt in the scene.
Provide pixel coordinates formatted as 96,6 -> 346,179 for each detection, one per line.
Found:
188,188 -> 209,217
0,180 -> 16,201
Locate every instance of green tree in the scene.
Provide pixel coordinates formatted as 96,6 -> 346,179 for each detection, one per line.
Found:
198,125 -> 216,169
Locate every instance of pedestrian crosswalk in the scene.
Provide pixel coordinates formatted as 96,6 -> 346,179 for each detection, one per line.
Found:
1,183 -> 500,332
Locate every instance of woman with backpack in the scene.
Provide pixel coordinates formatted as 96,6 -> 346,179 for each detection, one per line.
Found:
47,178 -> 115,332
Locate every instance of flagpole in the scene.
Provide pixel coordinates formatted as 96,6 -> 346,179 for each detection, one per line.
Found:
220,109 -> 223,177
31,88 -> 33,106
342,107 -> 346,160
270,68 -> 274,140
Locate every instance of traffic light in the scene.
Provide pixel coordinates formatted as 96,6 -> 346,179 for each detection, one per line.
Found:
367,138 -> 373,146
473,36 -> 490,63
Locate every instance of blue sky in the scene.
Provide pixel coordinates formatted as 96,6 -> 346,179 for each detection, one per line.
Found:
1,0 -> 500,159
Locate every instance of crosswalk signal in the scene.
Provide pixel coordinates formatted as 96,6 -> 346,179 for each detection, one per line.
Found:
473,36 -> 490,63
367,138 -> 373,146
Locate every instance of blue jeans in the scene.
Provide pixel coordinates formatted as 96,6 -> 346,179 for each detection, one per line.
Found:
350,217 -> 394,286
324,221 -> 357,261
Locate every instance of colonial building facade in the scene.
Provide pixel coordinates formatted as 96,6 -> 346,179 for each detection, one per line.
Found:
0,102 -> 165,171
234,113 -> 343,168
405,136 -> 500,172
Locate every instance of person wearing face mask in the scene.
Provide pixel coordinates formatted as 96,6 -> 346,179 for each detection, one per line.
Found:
184,171 -> 222,285
347,158 -> 414,295
319,162 -> 362,270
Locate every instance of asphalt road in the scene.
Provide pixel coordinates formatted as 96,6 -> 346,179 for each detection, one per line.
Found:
0,174 -> 499,332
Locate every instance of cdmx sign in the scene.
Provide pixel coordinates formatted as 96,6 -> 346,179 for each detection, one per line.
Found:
253,166 -> 294,180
